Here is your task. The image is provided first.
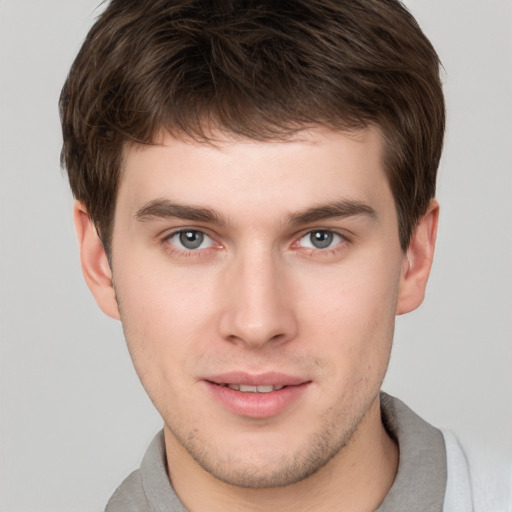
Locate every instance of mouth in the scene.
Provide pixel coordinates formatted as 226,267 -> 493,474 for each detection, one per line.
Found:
204,372 -> 308,390
203,373 -> 311,418
214,383 -> 286,393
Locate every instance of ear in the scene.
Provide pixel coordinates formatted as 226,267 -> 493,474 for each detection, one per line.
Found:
396,199 -> 439,315
73,201 -> 120,320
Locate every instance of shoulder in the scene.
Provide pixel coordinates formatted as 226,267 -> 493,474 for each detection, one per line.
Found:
105,469 -> 150,512
442,429 -> 512,512
104,430 -> 189,512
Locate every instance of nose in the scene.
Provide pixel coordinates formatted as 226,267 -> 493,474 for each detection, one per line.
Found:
218,248 -> 298,349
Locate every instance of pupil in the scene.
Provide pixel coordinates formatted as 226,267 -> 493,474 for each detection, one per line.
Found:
179,230 -> 203,249
311,231 -> 333,249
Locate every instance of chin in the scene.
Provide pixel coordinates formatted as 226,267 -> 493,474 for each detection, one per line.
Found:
173,415 -> 359,489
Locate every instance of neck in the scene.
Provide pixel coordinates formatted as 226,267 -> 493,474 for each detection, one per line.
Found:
165,396 -> 398,512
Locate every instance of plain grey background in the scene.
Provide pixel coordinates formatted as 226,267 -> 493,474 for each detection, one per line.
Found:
1,1 -> 511,510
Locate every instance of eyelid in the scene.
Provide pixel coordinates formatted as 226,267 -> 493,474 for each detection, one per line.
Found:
299,230 -> 341,247
291,228 -> 351,253
161,225 -> 213,241
161,227 -> 222,254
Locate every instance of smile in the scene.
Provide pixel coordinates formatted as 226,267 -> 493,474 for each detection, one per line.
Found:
204,375 -> 311,418
220,384 -> 286,393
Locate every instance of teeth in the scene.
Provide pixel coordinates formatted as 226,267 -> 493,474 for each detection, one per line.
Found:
226,384 -> 284,393
255,385 -> 274,393
239,384 -> 258,393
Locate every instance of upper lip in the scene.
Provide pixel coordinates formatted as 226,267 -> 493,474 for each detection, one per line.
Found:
204,372 -> 309,387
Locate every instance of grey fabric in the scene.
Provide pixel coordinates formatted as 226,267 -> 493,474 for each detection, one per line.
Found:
376,393 -> 447,512
105,432 -> 187,512
105,393 -> 447,511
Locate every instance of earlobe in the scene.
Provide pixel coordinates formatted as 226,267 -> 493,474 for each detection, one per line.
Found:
73,201 -> 121,320
396,199 -> 439,315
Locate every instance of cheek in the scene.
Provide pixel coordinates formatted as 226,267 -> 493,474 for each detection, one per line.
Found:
299,253 -> 400,323
113,261 -> 220,384
116,253 -> 218,325
294,256 -> 400,373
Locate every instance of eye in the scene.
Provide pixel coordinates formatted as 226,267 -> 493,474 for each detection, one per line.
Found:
167,229 -> 214,251
299,230 -> 343,250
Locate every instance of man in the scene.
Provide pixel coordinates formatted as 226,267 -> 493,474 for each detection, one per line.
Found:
59,0 -> 510,510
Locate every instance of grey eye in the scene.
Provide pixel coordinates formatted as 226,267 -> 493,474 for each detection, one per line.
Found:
299,230 -> 341,249
180,230 -> 204,249
170,230 -> 212,250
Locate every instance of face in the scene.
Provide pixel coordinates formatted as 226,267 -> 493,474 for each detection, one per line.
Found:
105,127 -> 409,487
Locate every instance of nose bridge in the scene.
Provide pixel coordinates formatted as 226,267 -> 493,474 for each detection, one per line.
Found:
219,242 -> 296,347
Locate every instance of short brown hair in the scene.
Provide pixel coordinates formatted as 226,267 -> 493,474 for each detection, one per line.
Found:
60,0 -> 445,254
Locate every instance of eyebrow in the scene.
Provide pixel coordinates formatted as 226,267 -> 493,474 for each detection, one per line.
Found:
287,200 -> 377,225
135,199 -> 226,225
135,198 -> 377,226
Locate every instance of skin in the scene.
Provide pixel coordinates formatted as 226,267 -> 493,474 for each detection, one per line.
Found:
75,125 -> 438,512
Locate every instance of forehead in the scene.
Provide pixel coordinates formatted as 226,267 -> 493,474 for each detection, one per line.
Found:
116,126 -> 393,224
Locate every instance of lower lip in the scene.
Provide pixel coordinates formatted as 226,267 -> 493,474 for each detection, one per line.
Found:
204,382 -> 310,418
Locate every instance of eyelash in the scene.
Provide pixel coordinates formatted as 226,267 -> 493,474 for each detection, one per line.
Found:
292,229 -> 350,257
161,228 -> 350,258
162,229 -> 220,258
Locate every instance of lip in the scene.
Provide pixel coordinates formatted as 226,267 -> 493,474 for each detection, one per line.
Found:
203,372 -> 311,418
205,371 -> 308,387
